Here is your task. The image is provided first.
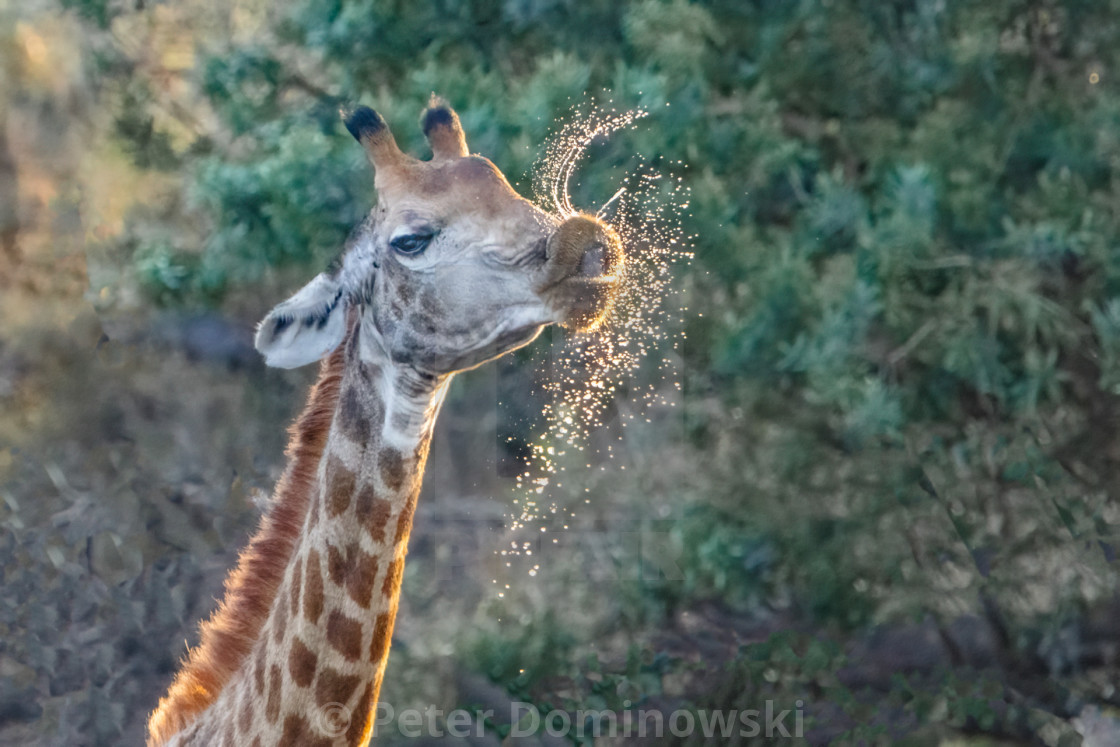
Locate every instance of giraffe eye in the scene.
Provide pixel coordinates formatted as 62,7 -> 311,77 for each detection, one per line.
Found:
389,232 -> 435,255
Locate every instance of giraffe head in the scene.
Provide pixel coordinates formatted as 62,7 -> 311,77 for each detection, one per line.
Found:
254,96 -> 622,374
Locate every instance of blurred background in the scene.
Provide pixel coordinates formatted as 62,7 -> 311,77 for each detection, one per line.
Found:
2,0 -> 1119,744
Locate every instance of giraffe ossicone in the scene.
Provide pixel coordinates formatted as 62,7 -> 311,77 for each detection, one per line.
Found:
147,96 -> 623,746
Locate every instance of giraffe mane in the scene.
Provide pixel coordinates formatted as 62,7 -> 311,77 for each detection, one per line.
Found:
146,337 -> 348,745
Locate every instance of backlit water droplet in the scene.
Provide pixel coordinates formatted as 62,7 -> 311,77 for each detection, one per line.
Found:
495,99 -> 693,592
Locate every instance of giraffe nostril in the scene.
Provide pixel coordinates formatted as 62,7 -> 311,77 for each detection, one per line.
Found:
580,242 -> 605,277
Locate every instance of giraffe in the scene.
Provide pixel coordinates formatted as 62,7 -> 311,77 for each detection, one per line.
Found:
146,96 -> 622,746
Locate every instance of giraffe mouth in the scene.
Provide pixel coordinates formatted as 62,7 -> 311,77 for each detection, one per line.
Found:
550,274 -> 622,331
541,215 -> 624,332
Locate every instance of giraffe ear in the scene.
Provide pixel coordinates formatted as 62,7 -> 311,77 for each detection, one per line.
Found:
255,273 -> 348,368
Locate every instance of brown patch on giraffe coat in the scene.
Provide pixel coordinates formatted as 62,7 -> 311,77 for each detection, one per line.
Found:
272,589 -> 288,643
369,611 -> 393,664
288,636 -> 317,688
326,609 -> 364,661
315,666 -> 361,707
304,549 -> 324,623
309,486 -> 321,530
266,663 -> 282,723
238,688 -> 253,735
347,682 -> 376,746
395,278 -> 416,306
392,487 -> 420,545
420,287 -> 442,316
356,484 -> 392,543
346,546 -> 379,608
146,342 -> 347,745
253,649 -> 266,696
325,454 -> 357,517
280,714 -> 333,747
326,543 -> 346,587
290,560 -> 302,617
338,387 -> 372,444
358,359 -> 381,384
325,541 -> 379,607
379,448 -> 407,492
250,738 -> 261,747
381,557 -> 405,600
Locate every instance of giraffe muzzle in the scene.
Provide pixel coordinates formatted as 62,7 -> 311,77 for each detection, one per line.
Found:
541,214 -> 623,332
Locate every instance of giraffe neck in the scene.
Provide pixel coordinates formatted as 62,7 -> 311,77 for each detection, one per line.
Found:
160,320 -> 450,746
